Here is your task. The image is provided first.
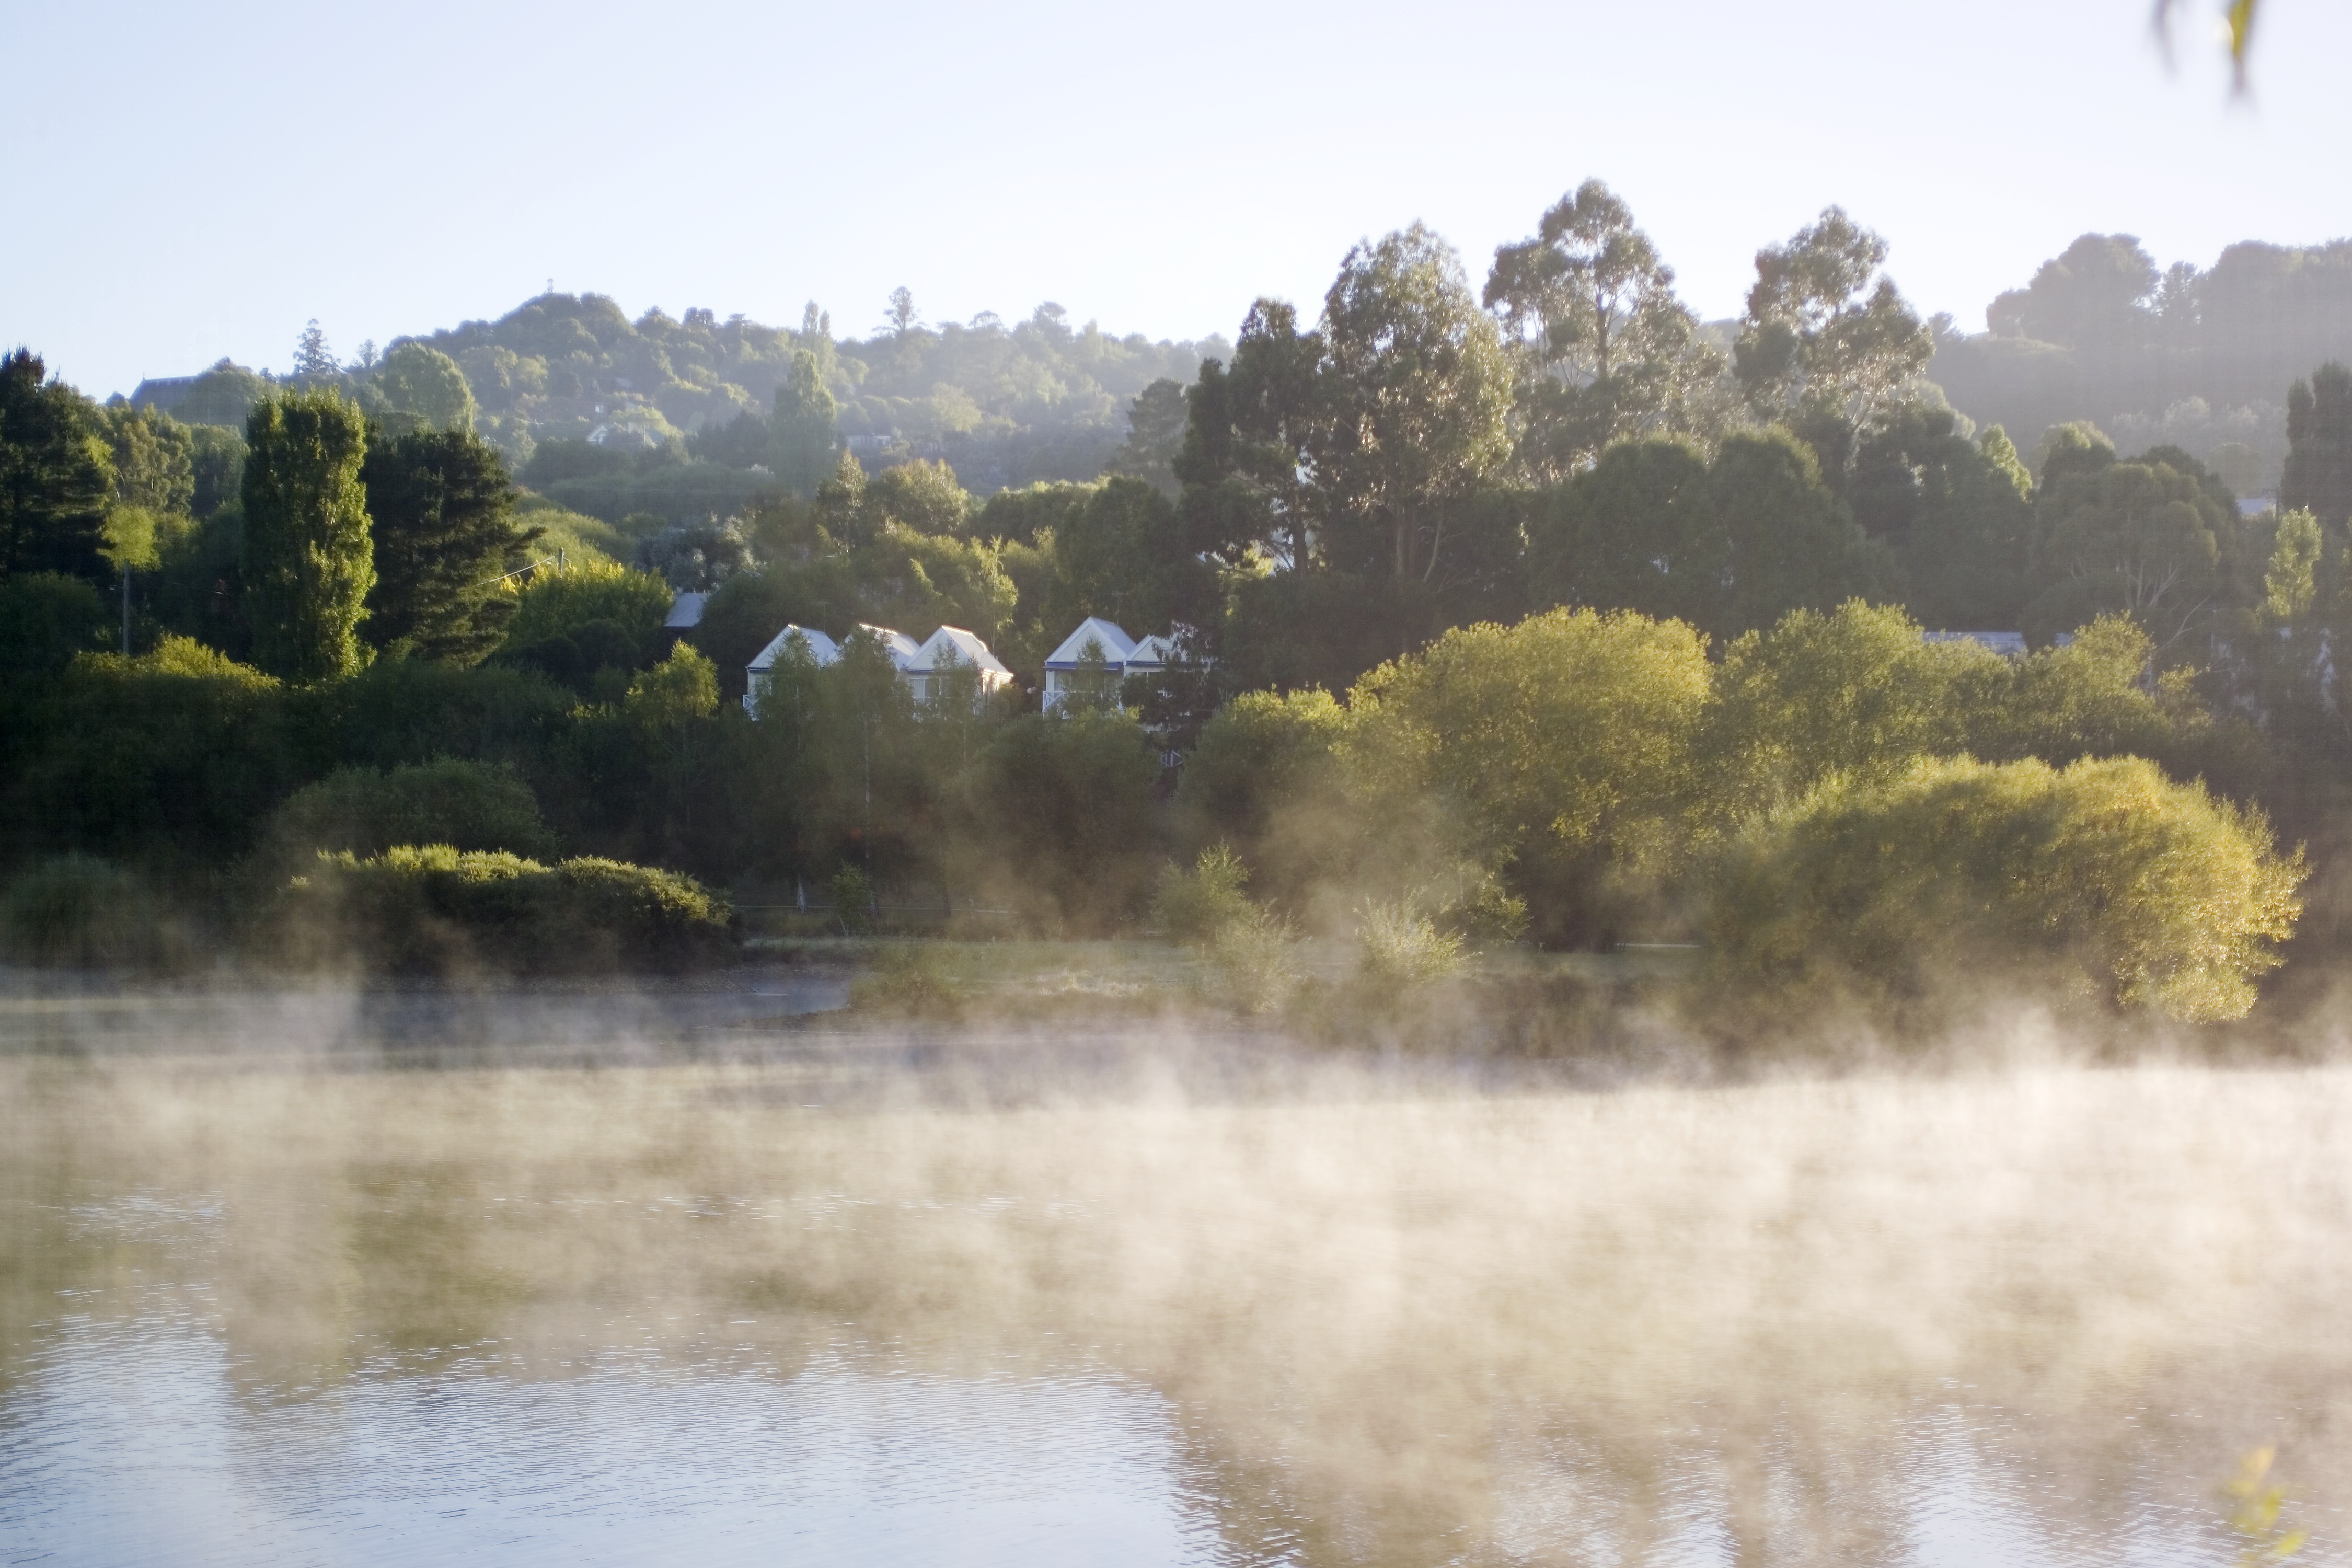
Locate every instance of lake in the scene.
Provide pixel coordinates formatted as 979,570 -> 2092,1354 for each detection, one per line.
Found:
1,981 -> 2345,1565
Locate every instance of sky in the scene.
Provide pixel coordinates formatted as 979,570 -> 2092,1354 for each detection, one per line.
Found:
5,0 -> 2349,401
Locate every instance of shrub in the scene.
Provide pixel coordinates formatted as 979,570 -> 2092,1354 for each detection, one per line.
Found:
5,638 -> 291,866
828,864 -> 873,936
1208,906 -> 1301,1015
497,557 -> 672,654
0,856 -> 182,972
266,845 -> 733,974
0,573 -> 112,687
1151,846 -> 1254,942
1354,900 -> 1467,994
261,760 -> 555,865
1703,754 -> 2304,1022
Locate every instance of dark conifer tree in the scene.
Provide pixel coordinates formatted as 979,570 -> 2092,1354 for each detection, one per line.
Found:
361,426 -> 541,662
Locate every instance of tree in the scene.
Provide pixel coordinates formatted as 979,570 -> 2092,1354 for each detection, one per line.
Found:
1105,378 -> 1189,495
1310,224 -> 1513,584
769,350 -> 838,496
293,319 -> 339,382
2281,361 -> 2352,531
1734,207 -> 1934,467
1048,476 -> 1218,636
1711,430 -> 1885,636
1174,299 -> 1323,569
100,405 -> 195,517
0,350 -> 111,585
1704,754 -> 2301,1022
240,387 -> 375,681
886,287 -> 919,337
172,360 -> 272,430
1484,179 -> 1724,479
1984,234 -> 2161,349
1527,436 -> 1721,627
1342,606 -> 1713,943
2025,452 -> 2243,649
373,342 -> 477,432
1841,408 -> 2033,630
362,426 -> 541,661
866,458 -> 969,535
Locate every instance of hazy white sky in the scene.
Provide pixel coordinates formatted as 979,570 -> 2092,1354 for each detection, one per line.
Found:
5,0 -> 2346,400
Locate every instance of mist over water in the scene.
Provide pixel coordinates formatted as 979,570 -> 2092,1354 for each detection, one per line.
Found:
3,985 -> 2348,1566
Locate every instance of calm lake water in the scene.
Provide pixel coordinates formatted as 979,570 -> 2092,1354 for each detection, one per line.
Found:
2,982 -> 2347,1566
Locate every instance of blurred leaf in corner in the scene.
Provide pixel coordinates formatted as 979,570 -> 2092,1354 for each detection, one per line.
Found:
2151,0 -> 2261,89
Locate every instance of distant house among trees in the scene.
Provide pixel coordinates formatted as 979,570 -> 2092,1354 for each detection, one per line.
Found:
1042,617 -> 1180,712
741,621 -> 1009,716
742,624 -> 841,716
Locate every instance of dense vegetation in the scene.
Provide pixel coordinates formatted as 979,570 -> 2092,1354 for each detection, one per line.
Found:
10,183 -> 2352,1020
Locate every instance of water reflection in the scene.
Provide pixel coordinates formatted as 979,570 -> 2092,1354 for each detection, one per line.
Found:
2,1030 -> 2347,1565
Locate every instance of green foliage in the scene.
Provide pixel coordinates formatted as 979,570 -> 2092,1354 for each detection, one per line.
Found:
268,845 -> 731,974
769,349 -> 839,495
363,426 -> 540,661
2025,449 -> 2244,648
100,403 -> 195,516
498,557 -> 671,655
0,349 -> 111,585
1354,900 -> 1467,994
171,360 -> 272,430
866,458 -> 970,535
1703,754 -> 2303,1022
1048,476 -> 1217,638
1312,224 -> 1514,581
240,387 -> 375,681
828,864 -> 874,935
262,760 -> 555,866
1484,178 -> 1725,478
1842,407 -> 2034,630
1104,378 -> 1188,494
1207,905 -> 1300,1014
188,425 -> 248,517
0,571 -> 112,686
2281,362 -> 2352,530
1734,207 -> 1934,451
1528,429 -> 1883,638
1151,845 -> 1254,942
1702,601 -> 2007,810
1345,606 -> 1712,878
0,855 -> 181,972
295,655 -> 574,776
1178,689 -> 1348,884
372,342 -> 477,433
958,708 -> 1162,932
5,637 -> 290,866
2264,508 -> 2322,624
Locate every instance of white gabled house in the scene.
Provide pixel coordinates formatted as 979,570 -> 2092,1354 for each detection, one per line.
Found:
742,624 -> 841,716
1041,618 -> 1190,711
743,621 -> 1011,716
905,625 -> 1013,707
860,625 -> 924,668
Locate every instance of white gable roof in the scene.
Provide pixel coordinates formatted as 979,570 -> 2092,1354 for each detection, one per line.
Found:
663,591 -> 709,629
912,625 -> 1010,676
857,625 -> 923,668
747,624 -> 841,673
1044,617 -> 1137,668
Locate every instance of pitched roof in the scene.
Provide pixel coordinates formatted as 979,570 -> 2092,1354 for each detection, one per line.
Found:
857,625 -> 923,668
747,624 -> 841,672
663,591 -> 710,628
1043,617 -> 1137,668
913,625 -> 1010,676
